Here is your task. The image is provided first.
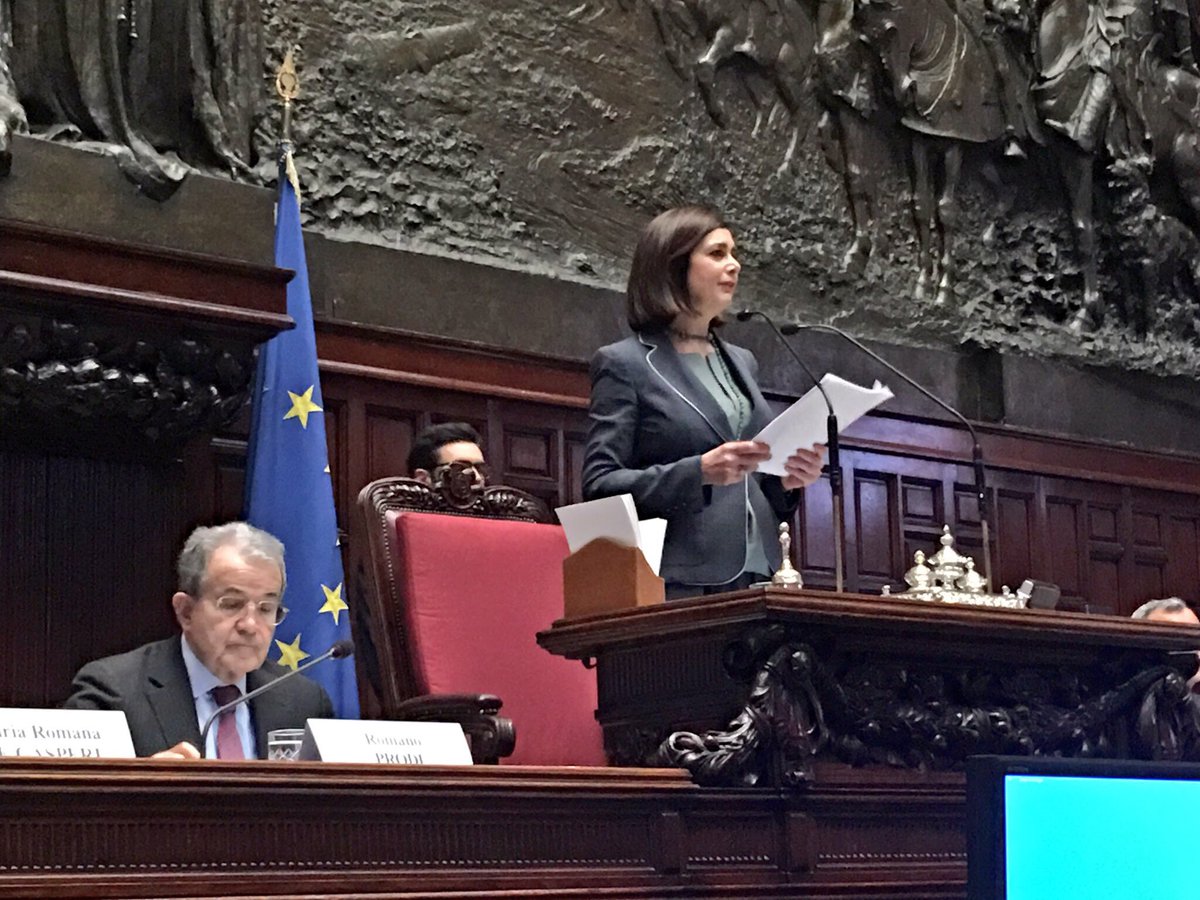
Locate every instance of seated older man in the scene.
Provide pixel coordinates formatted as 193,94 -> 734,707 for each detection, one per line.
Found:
1131,597 -> 1200,625
64,522 -> 332,758
1132,597 -> 1200,692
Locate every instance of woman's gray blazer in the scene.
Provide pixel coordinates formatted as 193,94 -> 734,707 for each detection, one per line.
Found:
582,329 -> 799,587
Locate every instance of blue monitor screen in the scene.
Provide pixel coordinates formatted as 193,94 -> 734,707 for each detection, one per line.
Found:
1003,773 -> 1198,900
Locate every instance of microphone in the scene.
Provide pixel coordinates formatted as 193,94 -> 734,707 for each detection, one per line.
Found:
781,321 -> 994,591
735,309 -> 846,593
198,639 -> 354,759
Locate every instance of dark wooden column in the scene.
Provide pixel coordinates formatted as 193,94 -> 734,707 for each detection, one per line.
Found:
0,219 -> 291,706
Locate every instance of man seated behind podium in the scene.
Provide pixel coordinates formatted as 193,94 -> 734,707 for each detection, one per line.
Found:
63,522 -> 332,759
1131,597 -> 1200,625
407,422 -> 488,488
1132,597 -> 1200,691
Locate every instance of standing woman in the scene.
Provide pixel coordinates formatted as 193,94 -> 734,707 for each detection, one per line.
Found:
583,206 -> 826,599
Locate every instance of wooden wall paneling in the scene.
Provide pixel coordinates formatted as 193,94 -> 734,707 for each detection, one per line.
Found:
948,460 -> 987,570
186,437 -> 248,526
362,402 -> 418,490
1043,492 -> 1087,611
315,320 -> 591,410
849,413 -> 1200,496
1129,487 -> 1200,611
833,449 -> 986,594
796,472 -> 836,589
1083,495 -> 1124,614
846,462 -> 900,595
504,426 -> 557,479
1163,513 -> 1200,603
311,326 -> 1200,612
948,494 -> 984,569
322,397 -> 347,526
897,460 -> 953,570
993,473 -> 1136,616
1130,507 -> 1168,606
36,454 -> 182,705
0,221 -> 291,315
491,399 -> 589,512
992,481 -> 1038,596
0,450 -> 49,706
204,358 -> 1200,622
334,389 -> 369,552
213,440 -> 248,523
500,419 -> 560,508
323,372 -> 490,517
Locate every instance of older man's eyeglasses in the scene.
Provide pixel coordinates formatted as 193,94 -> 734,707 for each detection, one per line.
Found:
207,595 -> 288,625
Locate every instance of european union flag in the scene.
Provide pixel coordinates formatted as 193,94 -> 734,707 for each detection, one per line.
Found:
244,147 -> 359,718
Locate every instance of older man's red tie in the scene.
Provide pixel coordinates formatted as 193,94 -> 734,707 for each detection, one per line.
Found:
210,685 -> 245,760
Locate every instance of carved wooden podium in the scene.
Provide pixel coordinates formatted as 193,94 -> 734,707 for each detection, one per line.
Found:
538,587 -> 1200,887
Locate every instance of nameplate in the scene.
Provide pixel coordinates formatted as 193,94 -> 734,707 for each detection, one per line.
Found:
0,708 -> 135,759
300,719 -> 473,765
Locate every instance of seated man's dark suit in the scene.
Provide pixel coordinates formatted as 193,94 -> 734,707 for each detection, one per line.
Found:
63,635 -> 333,757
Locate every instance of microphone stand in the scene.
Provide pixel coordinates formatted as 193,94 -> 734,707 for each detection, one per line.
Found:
737,310 -> 845,593
198,640 -> 353,758
782,322 -> 994,592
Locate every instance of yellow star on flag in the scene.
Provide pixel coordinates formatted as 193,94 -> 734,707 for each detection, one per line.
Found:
319,582 -> 349,625
275,633 -> 311,671
283,386 -> 322,429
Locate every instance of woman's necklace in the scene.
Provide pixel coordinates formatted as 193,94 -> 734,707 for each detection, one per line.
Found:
668,325 -> 713,344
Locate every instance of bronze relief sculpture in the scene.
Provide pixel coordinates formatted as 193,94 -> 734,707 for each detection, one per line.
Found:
0,0 -> 263,197
0,0 -> 1199,362
640,0 -> 1200,338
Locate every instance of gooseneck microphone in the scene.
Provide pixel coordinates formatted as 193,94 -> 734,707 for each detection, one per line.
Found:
735,309 -> 846,593
198,638 -> 354,759
781,321 -> 994,592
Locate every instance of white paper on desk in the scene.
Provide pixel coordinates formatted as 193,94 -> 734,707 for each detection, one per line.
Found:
555,494 -> 666,576
753,373 -> 894,477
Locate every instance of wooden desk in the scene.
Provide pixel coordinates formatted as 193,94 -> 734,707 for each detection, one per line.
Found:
0,759 -> 962,898
537,588 -> 1200,888
539,587 -> 1200,780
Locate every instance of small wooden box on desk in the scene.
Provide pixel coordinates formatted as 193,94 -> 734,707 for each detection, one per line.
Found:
562,538 -> 665,619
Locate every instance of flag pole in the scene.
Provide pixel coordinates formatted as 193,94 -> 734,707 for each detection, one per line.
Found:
245,46 -> 360,717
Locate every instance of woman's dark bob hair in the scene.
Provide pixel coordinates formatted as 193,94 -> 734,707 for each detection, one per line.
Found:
625,205 -> 728,331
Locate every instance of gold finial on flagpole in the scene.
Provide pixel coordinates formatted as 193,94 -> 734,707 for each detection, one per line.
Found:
275,47 -> 300,144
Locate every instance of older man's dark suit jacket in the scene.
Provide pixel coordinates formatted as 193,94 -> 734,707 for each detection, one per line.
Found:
63,635 -> 334,757
582,329 -> 799,587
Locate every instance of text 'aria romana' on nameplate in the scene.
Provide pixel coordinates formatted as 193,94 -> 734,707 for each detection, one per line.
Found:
0,708 -> 135,758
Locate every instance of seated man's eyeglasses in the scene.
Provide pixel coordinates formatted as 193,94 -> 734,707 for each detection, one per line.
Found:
207,594 -> 289,625
433,459 -> 489,485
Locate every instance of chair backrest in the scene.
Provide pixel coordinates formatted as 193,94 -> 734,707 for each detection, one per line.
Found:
354,477 -> 606,766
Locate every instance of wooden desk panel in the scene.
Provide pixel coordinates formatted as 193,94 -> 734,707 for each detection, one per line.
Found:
0,759 -> 965,898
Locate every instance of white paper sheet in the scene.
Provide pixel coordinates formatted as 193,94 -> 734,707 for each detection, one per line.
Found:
555,494 -> 666,576
752,373 -> 893,476
637,517 -> 667,576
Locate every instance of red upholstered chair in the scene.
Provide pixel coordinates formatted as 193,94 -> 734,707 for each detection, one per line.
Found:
353,475 -> 606,766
